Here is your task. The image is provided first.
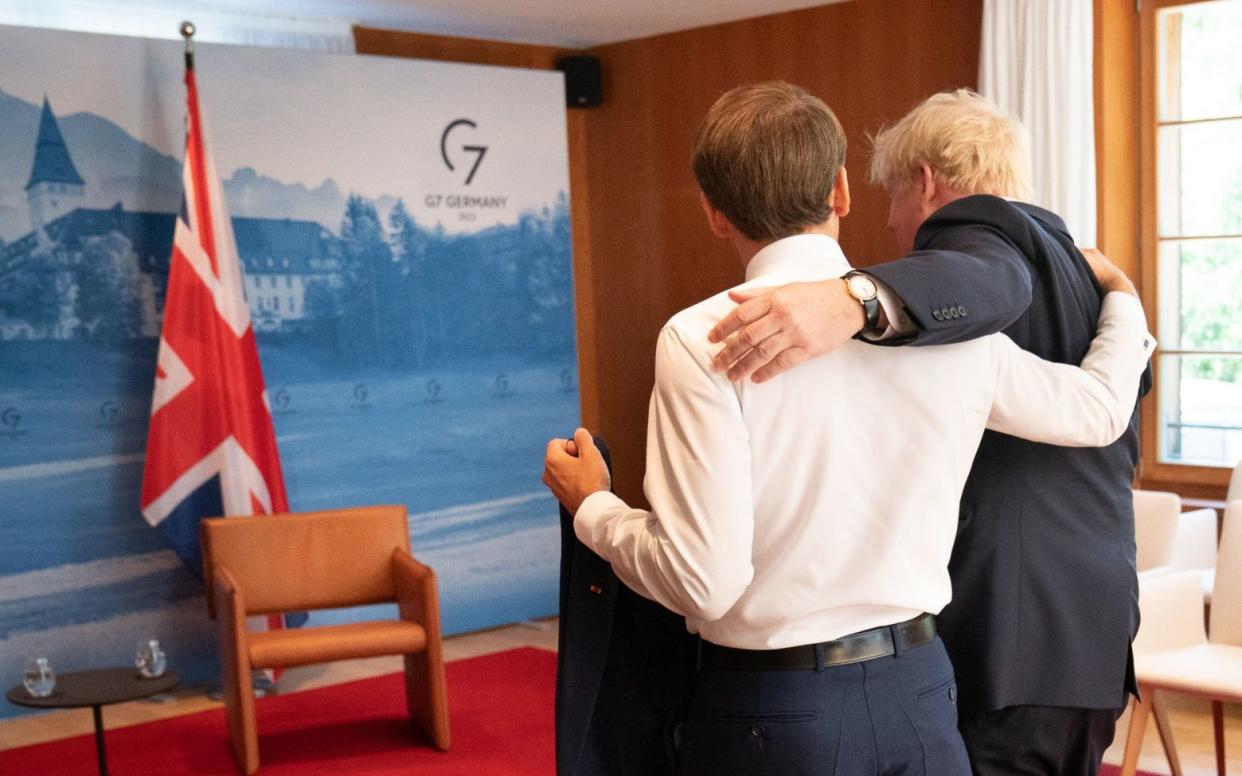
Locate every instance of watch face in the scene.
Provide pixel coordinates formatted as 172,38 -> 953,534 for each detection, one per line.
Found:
847,274 -> 878,301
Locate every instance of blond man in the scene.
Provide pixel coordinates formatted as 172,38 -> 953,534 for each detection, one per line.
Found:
707,89 -> 1149,775
543,83 -> 1152,776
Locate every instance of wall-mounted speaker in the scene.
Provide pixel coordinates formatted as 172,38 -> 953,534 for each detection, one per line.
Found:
556,56 -> 602,109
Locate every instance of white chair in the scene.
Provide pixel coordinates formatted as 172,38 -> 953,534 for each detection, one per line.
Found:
1119,501 -> 1242,776
1134,490 -> 1182,572
1169,506 -> 1219,603
1229,459 -> 1242,503
1135,489 -> 1218,599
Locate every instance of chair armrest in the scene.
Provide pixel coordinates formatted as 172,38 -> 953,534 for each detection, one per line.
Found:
1137,565 -> 1176,582
393,549 -> 442,639
1170,507 -> 1218,570
1134,490 -> 1181,571
1134,570 -> 1208,656
212,564 -> 247,622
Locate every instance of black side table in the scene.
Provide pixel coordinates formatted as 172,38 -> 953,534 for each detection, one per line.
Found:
7,668 -> 180,776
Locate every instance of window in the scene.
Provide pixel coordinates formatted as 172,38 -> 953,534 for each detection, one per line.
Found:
1146,0 -> 1242,470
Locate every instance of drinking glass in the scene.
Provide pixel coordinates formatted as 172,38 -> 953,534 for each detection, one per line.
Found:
135,639 -> 167,679
22,657 -> 55,698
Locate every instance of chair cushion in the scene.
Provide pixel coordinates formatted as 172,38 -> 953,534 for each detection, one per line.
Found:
1136,643 -> 1242,702
248,620 -> 427,669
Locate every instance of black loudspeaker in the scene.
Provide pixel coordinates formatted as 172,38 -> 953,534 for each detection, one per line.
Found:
556,56 -> 602,108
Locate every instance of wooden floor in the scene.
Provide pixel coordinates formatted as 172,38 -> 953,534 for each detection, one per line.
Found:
1,616 -> 1238,776
1103,694 -> 1242,775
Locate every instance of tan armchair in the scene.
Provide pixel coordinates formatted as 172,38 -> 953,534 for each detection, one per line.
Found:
201,505 -> 450,774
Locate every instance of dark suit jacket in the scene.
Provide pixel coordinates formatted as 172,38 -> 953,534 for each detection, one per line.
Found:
868,194 -> 1149,713
555,438 -> 698,776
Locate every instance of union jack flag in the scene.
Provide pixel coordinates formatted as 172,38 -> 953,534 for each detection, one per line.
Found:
140,55 -> 289,624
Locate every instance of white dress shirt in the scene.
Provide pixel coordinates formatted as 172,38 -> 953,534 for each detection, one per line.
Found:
575,233 -> 1155,650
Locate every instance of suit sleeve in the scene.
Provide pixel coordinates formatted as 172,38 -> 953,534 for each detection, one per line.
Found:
864,224 -> 1034,347
573,326 -> 755,622
986,293 -> 1156,446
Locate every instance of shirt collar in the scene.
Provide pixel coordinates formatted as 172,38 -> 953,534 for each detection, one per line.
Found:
744,233 -> 852,282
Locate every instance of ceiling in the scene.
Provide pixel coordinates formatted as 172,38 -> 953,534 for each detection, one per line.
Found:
89,0 -> 854,49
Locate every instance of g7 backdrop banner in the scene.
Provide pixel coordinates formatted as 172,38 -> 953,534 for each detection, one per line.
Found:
0,24 -> 577,715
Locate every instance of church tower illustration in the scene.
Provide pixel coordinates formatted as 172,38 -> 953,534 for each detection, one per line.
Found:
25,97 -> 85,234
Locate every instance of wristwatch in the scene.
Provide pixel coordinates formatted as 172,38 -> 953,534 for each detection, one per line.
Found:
843,270 -> 881,334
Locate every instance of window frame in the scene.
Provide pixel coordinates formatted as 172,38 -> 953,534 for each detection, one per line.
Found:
1138,0 -> 1239,489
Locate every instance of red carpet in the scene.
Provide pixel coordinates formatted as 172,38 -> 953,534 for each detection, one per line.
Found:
0,647 -> 555,775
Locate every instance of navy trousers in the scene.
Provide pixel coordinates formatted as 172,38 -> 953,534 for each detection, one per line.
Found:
676,636 -> 971,776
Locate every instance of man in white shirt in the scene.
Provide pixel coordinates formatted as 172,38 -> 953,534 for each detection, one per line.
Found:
542,82 -> 1153,776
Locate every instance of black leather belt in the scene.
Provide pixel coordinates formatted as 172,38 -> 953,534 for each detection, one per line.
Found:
701,613 -> 937,671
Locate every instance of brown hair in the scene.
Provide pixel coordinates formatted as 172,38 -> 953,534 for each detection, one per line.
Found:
692,81 -> 846,243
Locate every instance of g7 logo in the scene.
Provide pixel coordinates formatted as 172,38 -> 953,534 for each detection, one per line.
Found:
440,119 -> 488,186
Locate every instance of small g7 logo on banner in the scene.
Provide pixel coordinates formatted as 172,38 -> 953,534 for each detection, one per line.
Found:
559,368 -> 576,393
494,373 -> 512,398
272,388 -> 291,413
100,401 -> 118,422
440,119 -> 488,186
425,378 -> 443,403
1,407 -> 27,438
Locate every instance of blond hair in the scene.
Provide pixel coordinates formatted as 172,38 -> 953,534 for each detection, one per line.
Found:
869,89 -> 1030,198
692,81 -> 846,243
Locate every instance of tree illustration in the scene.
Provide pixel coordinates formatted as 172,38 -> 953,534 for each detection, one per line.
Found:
74,232 -> 144,341
1,266 -> 60,334
339,194 -> 390,364
387,199 -> 433,366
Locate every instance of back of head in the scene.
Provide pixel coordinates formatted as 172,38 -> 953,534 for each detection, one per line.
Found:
869,88 -> 1031,198
692,81 -> 846,243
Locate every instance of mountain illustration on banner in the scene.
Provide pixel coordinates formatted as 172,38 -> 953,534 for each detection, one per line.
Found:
0,87 -> 398,244
0,88 -> 573,354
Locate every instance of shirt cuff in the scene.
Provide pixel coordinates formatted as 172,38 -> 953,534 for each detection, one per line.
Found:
1101,291 -> 1157,358
860,274 -> 916,341
574,490 -> 629,552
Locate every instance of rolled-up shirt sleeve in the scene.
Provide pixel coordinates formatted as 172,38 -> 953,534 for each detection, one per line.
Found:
574,325 -> 755,623
987,292 -> 1156,446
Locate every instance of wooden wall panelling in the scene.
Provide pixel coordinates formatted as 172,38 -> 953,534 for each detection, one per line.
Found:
1093,0 -> 1141,283
353,27 -> 561,69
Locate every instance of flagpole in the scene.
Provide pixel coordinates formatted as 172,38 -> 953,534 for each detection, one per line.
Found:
172,16 -> 287,697
180,20 -> 195,71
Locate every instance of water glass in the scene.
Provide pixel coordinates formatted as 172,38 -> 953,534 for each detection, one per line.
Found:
22,657 -> 55,698
135,639 -> 167,679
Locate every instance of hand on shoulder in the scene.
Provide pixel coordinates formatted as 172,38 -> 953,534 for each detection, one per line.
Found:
1078,247 -> 1138,298
706,278 -> 863,383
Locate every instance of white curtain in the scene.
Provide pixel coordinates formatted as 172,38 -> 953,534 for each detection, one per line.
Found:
0,0 -> 356,53
980,0 -> 1096,245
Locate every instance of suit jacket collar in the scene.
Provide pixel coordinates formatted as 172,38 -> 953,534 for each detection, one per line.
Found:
914,194 -> 1070,251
